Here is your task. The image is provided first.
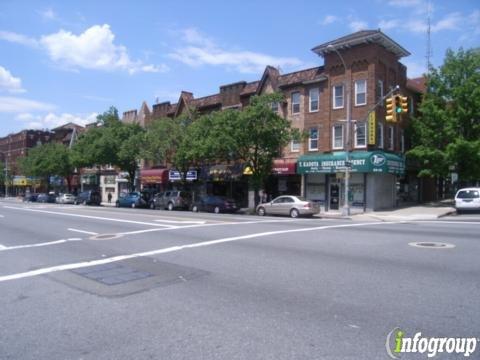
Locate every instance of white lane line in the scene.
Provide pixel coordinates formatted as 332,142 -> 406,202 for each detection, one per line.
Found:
68,228 -> 98,235
0,221 -> 404,283
416,220 -> 480,225
154,219 -> 206,224
0,244 -> 6,250
3,206 -> 178,228
0,238 -> 83,252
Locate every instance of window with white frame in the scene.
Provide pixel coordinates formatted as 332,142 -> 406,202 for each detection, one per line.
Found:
355,79 -> 367,106
388,126 -> 394,150
291,92 -> 300,114
333,85 -> 344,109
291,139 -> 300,152
377,122 -> 384,148
332,124 -> 344,149
309,128 -> 319,151
309,88 -> 319,112
355,122 -> 366,148
271,102 -> 279,112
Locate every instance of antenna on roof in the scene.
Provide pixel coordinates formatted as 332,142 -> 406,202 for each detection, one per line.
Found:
155,97 -> 159,104
426,0 -> 432,75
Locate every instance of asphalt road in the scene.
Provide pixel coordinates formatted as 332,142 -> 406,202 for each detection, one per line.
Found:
0,199 -> 479,360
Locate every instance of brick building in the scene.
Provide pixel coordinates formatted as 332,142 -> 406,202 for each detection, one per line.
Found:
127,30 -> 421,211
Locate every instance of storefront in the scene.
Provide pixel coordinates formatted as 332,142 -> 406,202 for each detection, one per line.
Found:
206,164 -> 249,207
140,168 -> 169,192
298,151 -> 405,212
265,159 -> 301,201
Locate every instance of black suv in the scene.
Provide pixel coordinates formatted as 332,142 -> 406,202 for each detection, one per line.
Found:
75,190 -> 101,205
151,191 -> 192,210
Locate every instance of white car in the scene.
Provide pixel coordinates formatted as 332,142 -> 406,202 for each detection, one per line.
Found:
454,188 -> 480,213
56,193 -> 77,204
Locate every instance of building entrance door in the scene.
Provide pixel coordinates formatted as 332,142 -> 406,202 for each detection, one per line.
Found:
329,183 -> 340,210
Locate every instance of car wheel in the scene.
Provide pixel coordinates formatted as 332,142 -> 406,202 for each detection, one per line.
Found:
149,202 -> 155,210
290,208 -> 299,218
131,203 -> 136,209
214,206 -> 220,214
74,200 -> 78,205
83,200 -> 87,205
167,202 -> 174,211
257,207 -> 266,216
115,201 -> 120,208
192,205 -> 198,213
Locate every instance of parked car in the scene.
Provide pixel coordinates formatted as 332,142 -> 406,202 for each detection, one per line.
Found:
191,195 -> 238,214
455,188 -> 480,213
75,190 -> 101,205
56,193 -> 76,204
256,195 -> 320,218
23,193 -> 38,202
152,190 -> 192,211
116,192 -> 148,208
37,193 -> 56,203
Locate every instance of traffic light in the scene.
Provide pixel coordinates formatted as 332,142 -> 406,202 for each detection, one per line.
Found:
385,96 -> 396,122
394,95 -> 402,114
400,96 -> 408,113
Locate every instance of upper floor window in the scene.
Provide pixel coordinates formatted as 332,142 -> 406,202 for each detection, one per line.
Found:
309,88 -> 319,112
291,139 -> 300,152
355,79 -> 367,106
332,124 -> 344,149
291,92 -> 300,114
377,122 -> 384,148
401,130 -> 405,153
355,122 -> 366,148
333,85 -> 344,109
309,128 -> 319,151
388,126 -> 394,150
271,102 -> 279,112
376,80 -> 384,105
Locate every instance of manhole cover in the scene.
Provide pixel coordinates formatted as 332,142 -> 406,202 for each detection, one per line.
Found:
90,233 -> 123,240
409,242 -> 455,249
71,263 -> 153,285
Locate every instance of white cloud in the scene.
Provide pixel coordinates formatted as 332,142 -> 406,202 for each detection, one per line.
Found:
403,59 -> 426,78
0,30 -> 39,48
169,28 -> 304,74
378,19 -> 401,30
16,112 -> 98,130
387,0 -> 422,7
0,66 -> 25,93
0,97 -> 55,113
39,24 -> 167,74
39,8 -> 57,21
431,12 -> 462,32
349,20 -> 369,32
320,15 -> 339,26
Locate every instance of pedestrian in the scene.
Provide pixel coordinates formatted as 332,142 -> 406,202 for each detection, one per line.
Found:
107,192 -> 112,203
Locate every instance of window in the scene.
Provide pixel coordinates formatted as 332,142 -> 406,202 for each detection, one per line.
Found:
377,122 -> 384,148
333,85 -> 344,109
291,139 -> 300,152
309,88 -> 319,112
388,126 -> 394,150
401,130 -> 405,153
332,124 -> 344,149
291,92 -> 300,114
355,79 -> 367,106
271,102 -> 279,112
355,122 -> 366,148
376,80 -> 384,105
309,128 -> 318,151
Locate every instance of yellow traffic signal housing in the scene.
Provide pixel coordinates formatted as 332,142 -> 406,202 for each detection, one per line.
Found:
400,96 -> 408,113
385,96 -> 396,122
394,95 -> 402,114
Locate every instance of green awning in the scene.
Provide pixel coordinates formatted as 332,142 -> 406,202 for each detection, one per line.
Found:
297,151 -> 405,175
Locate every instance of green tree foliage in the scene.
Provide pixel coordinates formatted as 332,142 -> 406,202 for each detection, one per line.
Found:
408,48 -> 480,184
71,106 -> 145,189
18,143 -> 74,190
178,93 -> 300,205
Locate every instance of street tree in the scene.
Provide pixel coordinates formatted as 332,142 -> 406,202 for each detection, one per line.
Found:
407,48 -> 480,186
18,143 -> 74,191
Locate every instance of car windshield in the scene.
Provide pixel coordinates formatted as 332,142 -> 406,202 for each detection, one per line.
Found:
457,190 -> 480,199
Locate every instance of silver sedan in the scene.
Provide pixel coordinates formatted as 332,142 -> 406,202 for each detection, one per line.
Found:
256,195 -> 320,218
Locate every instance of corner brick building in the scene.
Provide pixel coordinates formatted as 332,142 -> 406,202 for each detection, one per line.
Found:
124,30 -> 424,211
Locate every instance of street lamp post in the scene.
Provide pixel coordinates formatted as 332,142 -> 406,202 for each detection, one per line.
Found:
327,44 -> 351,216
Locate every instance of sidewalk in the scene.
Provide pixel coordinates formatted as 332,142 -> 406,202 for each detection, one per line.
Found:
319,200 -> 456,221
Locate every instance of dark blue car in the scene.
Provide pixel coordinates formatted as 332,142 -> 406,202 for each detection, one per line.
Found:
116,192 -> 148,208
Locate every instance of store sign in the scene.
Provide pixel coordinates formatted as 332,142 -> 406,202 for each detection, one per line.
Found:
368,112 -> 376,145
186,170 -> 197,181
298,151 -> 405,175
169,170 -> 182,181
272,160 -> 296,175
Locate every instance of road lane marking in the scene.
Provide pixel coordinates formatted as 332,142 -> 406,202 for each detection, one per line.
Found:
68,228 -> 99,235
417,220 -> 480,225
154,219 -> 206,224
3,206 -> 178,228
0,238 -> 83,252
0,244 -> 6,249
0,221 -> 404,283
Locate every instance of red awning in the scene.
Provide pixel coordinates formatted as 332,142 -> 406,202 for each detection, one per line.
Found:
140,169 -> 168,185
272,160 -> 296,175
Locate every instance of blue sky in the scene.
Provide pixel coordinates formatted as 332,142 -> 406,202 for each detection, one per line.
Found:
0,0 -> 478,136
